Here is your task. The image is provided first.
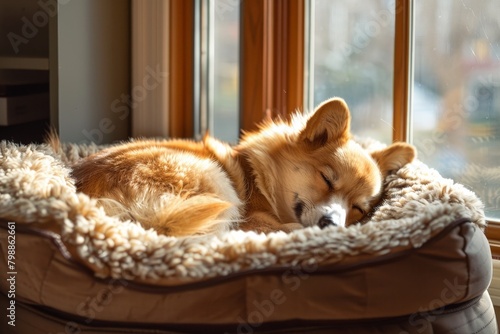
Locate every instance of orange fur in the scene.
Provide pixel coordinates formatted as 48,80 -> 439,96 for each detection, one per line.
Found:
56,97 -> 416,236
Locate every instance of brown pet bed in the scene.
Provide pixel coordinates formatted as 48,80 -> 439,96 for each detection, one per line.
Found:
0,139 -> 496,333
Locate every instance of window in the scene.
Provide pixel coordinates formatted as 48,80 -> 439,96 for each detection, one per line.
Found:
411,0 -> 500,221
157,0 -> 499,252
313,0 -> 396,144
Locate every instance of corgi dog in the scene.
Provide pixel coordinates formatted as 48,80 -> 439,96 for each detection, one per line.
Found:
69,98 -> 415,236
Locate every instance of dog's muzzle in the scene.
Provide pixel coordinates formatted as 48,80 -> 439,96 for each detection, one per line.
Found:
318,201 -> 347,228
294,195 -> 347,228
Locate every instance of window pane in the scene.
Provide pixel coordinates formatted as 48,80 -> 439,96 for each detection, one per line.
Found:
313,0 -> 395,144
213,0 -> 240,143
412,0 -> 500,220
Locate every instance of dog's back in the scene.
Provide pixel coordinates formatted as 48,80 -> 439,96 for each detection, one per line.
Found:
56,137 -> 243,236
48,97 -> 415,236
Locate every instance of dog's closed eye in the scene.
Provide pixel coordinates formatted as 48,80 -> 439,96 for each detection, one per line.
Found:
320,172 -> 334,191
352,205 -> 365,215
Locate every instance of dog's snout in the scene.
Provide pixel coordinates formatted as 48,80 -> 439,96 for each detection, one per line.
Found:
319,216 -> 337,229
318,202 -> 347,228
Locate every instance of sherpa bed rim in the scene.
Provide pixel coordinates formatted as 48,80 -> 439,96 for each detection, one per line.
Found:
2,291 -> 485,333
0,217 -> 476,293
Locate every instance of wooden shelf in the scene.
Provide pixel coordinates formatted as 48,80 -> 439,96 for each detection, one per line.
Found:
0,57 -> 49,71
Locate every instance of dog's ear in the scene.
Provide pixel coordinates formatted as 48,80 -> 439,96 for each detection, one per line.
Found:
371,142 -> 416,179
299,97 -> 351,147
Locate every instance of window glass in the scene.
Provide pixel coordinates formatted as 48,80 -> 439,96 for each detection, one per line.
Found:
213,0 -> 240,143
412,0 -> 500,219
313,0 -> 396,144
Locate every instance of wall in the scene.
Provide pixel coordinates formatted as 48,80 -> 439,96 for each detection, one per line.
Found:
54,0 -> 131,143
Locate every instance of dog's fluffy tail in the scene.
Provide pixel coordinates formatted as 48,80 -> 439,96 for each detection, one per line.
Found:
45,127 -> 62,153
101,193 -> 236,237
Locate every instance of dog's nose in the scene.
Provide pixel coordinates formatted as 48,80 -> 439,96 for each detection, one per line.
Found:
318,216 -> 337,229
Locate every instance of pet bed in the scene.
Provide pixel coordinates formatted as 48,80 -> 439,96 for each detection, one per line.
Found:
0,139 -> 496,334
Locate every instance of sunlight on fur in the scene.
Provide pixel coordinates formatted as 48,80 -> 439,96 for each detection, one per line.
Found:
53,97 -> 416,236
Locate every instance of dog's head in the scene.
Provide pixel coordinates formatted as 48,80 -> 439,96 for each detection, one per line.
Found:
274,97 -> 416,229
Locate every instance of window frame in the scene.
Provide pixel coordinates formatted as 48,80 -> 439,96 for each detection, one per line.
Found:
393,0 -> 413,143
239,0 -> 305,132
169,0 -> 195,138
487,225 -> 500,259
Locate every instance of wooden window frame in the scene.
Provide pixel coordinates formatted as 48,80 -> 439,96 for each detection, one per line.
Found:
166,0 -> 306,136
169,0 -> 195,138
239,0 -> 305,132
393,0 -> 413,143
487,224 -> 500,260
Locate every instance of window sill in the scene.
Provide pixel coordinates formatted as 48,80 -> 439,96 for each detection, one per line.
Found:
489,260 -> 500,306
486,220 -> 500,259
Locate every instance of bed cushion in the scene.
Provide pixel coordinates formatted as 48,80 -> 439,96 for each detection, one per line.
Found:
0,139 -> 493,332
